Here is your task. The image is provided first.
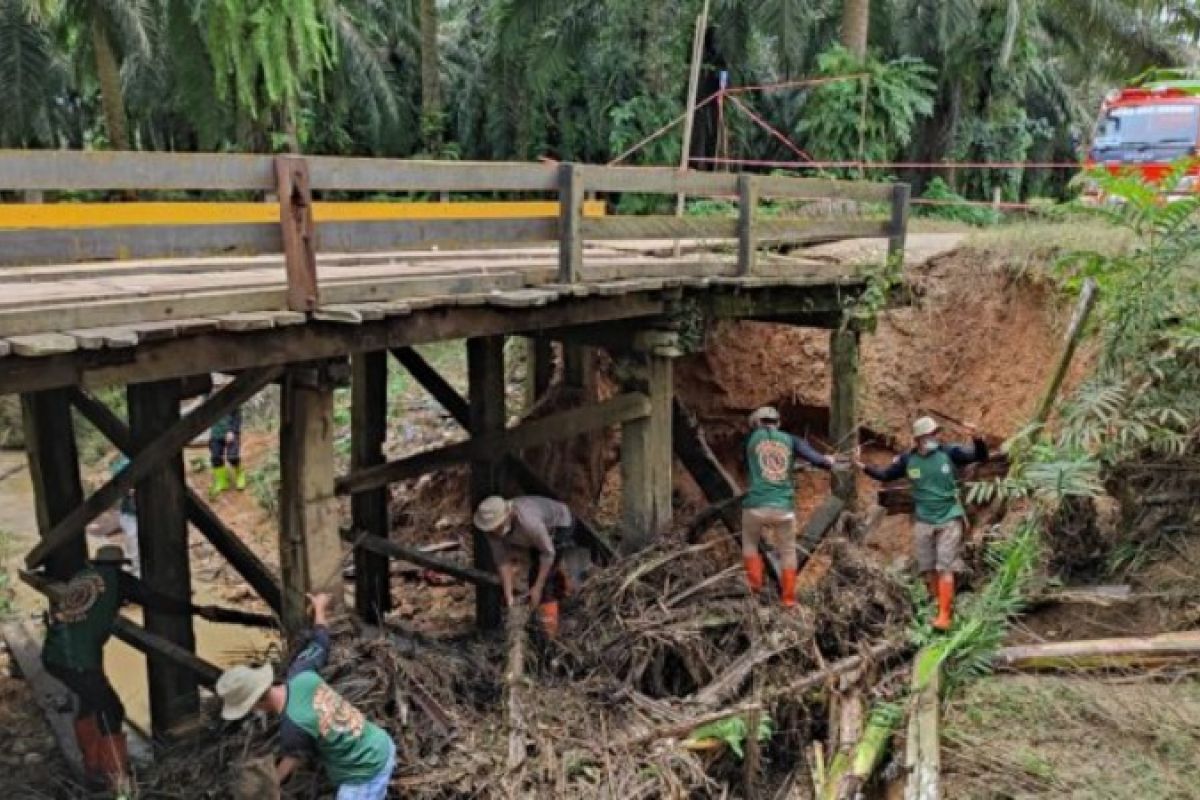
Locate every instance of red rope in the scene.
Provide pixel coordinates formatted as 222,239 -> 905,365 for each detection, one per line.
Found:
725,95 -> 815,164
722,73 -> 871,96
608,91 -> 721,166
690,156 -> 1081,170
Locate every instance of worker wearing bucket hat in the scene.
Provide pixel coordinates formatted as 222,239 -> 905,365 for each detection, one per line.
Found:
742,406 -> 836,607
217,593 -> 396,799
856,415 -> 988,631
39,544 -> 191,791
474,494 -> 578,637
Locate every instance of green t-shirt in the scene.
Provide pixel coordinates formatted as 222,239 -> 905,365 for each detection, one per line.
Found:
744,428 -> 798,510
42,566 -> 120,671
283,671 -> 393,786
906,448 -> 966,525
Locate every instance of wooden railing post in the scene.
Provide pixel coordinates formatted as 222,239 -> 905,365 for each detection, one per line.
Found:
887,182 -> 910,264
558,163 -> 584,283
275,156 -> 319,313
737,174 -> 759,276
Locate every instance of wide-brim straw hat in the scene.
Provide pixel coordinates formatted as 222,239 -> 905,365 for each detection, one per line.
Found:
912,416 -> 941,438
473,496 -> 511,532
216,664 -> 274,721
91,545 -> 131,565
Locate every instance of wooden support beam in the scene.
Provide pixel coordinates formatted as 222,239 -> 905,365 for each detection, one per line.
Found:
468,337 -> 506,630
67,387 -> 283,613
829,328 -> 860,505
737,175 -> 759,276
558,164 -> 584,283
620,349 -> 674,553
279,365 -> 344,632
128,378 -> 199,736
351,351 -> 392,623
20,389 -> 87,580
26,367 -> 281,569
562,342 -> 595,392
352,533 -> 501,588
112,617 -> 222,688
523,336 -> 554,411
887,183 -> 911,263
275,156 -> 319,312
338,392 -> 649,495
390,346 -> 615,560
672,397 -> 741,533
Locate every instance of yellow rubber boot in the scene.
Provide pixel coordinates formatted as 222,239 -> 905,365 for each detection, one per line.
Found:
234,465 -> 248,491
209,466 -> 229,499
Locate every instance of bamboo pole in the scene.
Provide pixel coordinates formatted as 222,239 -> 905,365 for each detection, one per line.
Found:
1032,277 -> 1099,427
674,0 -> 711,242
993,630 -> 1200,671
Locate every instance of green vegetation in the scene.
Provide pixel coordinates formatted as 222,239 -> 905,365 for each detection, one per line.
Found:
0,528 -> 13,617
4,1 -> 1198,202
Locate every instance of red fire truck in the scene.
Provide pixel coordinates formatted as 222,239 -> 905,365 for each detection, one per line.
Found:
1084,68 -> 1200,202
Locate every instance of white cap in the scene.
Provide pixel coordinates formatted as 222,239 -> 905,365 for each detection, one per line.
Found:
912,416 -> 940,438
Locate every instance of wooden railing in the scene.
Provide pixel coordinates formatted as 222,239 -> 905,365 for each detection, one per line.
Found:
0,151 -> 909,307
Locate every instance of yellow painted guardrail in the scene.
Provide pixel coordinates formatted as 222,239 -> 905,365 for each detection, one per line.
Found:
0,200 -> 607,229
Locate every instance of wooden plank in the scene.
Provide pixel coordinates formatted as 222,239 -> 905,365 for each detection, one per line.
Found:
279,366 -> 344,632
756,174 -> 894,203
129,320 -> 181,342
351,351 -> 392,624
468,337 -> 506,630
354,533 -> 501,588
276,156 -> 319,312
67,386 -> 283,614
0,269 -> 529,338
217,312 -> 277,332
559,164 -> 584,283
488,289 -> 559,308
582,216 -> 738,240
1,621 -> 84,778
268,310 -> 307,327
111,617 -> 222,688
0,340 -> 9,357
307,157 -> 559,192
0,294 -> 668,396
579,165 -> 738,196
738,175 -> 758,276
829,328 -> 859,504
337,392 -> 651,496
68,327 -> 138,350
8,333 -> 78,357
0,151 -> 277,191
314,307 -> 365,324
128,378 -> 199,735
25,366 -> 282,569
21,390 -> 87,579
756,218 -> 890,243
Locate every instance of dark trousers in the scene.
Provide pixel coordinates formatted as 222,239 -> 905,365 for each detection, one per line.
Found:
44,660 -> 125,735
527,525 -> 577,603
209,432 -> 241,467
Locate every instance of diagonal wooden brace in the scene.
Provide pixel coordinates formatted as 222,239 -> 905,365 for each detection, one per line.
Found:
69,386 -> 283,613
276,156 -> 319,313
26,367 -> 282,569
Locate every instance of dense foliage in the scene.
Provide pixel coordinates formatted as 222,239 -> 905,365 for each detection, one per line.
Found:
3,1 -> 1199,199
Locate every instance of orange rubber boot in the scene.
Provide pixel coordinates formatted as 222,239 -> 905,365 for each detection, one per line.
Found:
73,715 -> 102,782
932,573 -> 955,631
95,731 -> 131,790
743,555 -> 764,595
780,568 -> 798,608
537,601 -> 560,639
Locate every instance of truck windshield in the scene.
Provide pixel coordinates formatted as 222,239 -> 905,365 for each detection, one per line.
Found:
1092,104 -> 1200,154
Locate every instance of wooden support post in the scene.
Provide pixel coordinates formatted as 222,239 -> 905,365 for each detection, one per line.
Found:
888,183 -> 910,264
127,378 -> 198,737
275,156 -> 319,313
351,351 -> 391,623
1033,277 -> 1098,428
20,390 -> 87,580
563,343 -> 594,392
558,164 -> 584,283
468,337 -> 506,629
737,174 -> 759,276
829,327 -> 860,505
279,365 -> 344,633
620,348 -> 673,553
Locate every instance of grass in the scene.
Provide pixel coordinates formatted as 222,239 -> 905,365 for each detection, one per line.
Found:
0,528 -> 13,618
943,675 -> 1200,799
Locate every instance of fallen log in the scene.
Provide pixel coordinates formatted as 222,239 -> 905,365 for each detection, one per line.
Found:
993,630 -> 1200,671
904,648 -> 941,800
505,604 -> 531,771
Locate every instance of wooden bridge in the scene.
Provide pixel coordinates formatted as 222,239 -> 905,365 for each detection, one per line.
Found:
0,150 -> 908,741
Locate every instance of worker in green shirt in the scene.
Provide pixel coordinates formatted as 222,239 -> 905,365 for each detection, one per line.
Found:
217,593 -> 397,799
742,406 -> 836,607
39,545 -> 191,791
857,416 -> 988,630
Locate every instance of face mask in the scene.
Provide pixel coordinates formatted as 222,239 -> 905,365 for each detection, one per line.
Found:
919,438 -> 939,454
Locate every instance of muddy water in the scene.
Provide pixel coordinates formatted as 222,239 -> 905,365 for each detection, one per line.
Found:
0,451 -> 276,734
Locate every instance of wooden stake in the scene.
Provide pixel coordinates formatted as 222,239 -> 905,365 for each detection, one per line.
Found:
829,327 -> 859,505
674,0 -> 711,224
351,351 -> 391,623
275,156 -> 319,312
1032,277 -> 1099,427
620,350 -> 673,553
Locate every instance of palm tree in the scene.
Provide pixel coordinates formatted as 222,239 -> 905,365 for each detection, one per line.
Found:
0,0 -> 68,147
419,0 -> 442,152
841,0 -> 869,56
